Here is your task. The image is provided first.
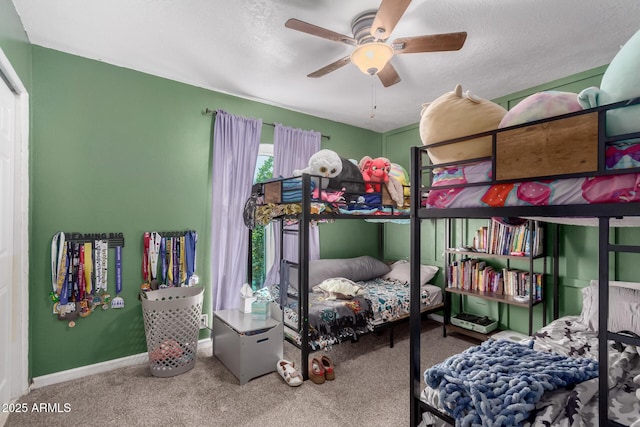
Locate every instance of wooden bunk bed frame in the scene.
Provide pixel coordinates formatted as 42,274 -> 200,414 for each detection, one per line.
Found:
249,173 -> 444,381
409,98 -> 640,426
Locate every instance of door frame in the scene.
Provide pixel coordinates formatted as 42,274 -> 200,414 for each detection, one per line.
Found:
0,47 -> 30,400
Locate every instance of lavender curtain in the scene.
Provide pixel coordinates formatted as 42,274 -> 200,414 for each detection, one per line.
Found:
211,110 -> 261,310
264,124 -> 321,287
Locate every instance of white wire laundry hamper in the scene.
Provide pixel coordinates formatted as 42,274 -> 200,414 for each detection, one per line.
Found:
140,286 -> 204,377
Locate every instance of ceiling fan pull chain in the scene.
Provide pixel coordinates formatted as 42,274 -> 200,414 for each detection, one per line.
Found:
370,75 -> 377,119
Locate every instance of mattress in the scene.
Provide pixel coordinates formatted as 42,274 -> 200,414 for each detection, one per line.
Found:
420,316 -> 640,426
424,159 -> 640,211
276,280 -> 442,350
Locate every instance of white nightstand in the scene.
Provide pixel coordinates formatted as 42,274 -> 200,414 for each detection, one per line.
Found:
212,303 -> 283,385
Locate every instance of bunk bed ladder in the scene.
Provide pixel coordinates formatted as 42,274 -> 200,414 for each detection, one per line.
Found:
598,217 -> 640,427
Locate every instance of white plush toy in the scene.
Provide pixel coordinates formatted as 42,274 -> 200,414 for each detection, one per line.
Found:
293,149 -> 343,189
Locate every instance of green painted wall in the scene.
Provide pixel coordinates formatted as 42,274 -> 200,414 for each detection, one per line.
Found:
28,46 -> 382,378
381,65 -> 640,334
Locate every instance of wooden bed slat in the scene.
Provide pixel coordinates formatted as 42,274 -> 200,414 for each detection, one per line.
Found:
496,112 -> 598,180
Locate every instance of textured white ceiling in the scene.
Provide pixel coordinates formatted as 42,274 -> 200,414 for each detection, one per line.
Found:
11,0 -> 640,133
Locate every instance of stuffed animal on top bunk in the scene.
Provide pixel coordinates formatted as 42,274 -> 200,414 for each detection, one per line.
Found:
327,157 -> 366,202
577,28 -> 640,138
358,156 -> 404,208
498,91 -> 583,128
293,149 -> 342,189
293,149 -> 366,202
360,156 -> 390,192
419,84 -> 507,164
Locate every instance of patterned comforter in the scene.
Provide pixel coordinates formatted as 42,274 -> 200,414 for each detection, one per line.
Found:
424,155 -> 640,210
275,279 -> 442,350
421,316 -> 640,426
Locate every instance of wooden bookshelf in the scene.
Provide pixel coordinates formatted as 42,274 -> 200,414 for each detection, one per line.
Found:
444,249 -> 545,262
444,287 -> 543,308
443,218 -> 547,337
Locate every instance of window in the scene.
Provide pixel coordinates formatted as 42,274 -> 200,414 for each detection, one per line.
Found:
251,144 -> 273,288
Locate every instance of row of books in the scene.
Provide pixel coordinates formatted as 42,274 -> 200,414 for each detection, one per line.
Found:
472,219 -> 543,257
447,258 -> 543,301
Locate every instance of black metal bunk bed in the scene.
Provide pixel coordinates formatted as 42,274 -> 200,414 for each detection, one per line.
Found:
249,172 -> 444,381
409,98 -> 640,426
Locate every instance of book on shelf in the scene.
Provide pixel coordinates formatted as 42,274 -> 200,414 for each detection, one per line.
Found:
447,259 -> 542,301
473,219 -> 543,257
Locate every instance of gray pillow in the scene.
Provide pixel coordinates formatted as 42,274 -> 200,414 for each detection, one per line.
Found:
578,281 -> 640,335
287,256 -> 391,291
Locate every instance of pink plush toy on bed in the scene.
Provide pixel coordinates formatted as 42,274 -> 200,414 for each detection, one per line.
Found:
360,156 -> 390,193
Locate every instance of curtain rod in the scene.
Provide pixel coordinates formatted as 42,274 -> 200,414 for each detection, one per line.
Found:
203,108 -> 330,140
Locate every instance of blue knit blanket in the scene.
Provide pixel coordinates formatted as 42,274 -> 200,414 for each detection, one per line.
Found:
424,339 -> 599,427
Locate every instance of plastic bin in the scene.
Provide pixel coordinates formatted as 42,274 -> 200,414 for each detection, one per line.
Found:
140,286 -> 204,377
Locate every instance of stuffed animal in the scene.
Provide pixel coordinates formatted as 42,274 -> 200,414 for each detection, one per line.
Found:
328,158 -> 366,201
293,149 -> 342,189
499,91 -> 583,128
358,156 -> 404,207
359,156 -> 390,193
577,28 -> 640,137
419,84 -> 507,164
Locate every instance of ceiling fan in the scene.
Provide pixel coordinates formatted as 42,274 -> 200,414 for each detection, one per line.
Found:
285,0 -> 467,87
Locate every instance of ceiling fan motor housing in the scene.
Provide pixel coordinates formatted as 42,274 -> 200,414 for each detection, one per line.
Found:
351,11 -> 378,44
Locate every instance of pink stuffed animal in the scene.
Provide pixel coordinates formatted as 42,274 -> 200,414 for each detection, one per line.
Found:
360,157 -> 390,193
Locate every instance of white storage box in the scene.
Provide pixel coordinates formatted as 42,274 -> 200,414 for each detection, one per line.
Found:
213,303 -> 283,385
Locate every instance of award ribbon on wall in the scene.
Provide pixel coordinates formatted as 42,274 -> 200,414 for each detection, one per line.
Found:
111,246 -> 124,309
148,232 -> 161,289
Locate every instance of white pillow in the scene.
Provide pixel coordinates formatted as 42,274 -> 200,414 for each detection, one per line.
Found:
382,260 -> 438,286
313,277 -> 365,300
578,280 -> 640,334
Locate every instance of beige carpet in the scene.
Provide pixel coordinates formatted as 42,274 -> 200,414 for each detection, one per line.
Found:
6,319 -> 475,427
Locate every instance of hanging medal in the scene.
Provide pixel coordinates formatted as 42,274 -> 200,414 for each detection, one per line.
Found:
165,238 -> 173,288
141,232 -> 151,292
179,235 -> 187,285
172,237 -> 179,286
160,236 -> 167,287
94,240 -> 110,310
185,231 -> 198,286
111,246 -> 125,308
148,232 -> 161,290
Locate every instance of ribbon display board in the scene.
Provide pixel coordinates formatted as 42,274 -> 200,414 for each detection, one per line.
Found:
50,231 -> 126,328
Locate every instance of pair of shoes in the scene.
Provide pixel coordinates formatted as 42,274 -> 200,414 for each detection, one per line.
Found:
320,355 -> 335,380
276,359 -> 303,387
308,358 -> 325,384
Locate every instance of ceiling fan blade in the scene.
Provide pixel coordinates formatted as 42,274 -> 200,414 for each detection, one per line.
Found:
377,62 -> 401,87
285,18 -> 356,46
392,32 -> 467,54
307,56 -> 351,78
371,0 -> 412,41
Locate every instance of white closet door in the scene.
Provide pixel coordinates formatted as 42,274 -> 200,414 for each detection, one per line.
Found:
0,66 -> 16,406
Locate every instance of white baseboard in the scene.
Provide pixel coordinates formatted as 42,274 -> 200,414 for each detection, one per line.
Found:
30,339 -> 212,390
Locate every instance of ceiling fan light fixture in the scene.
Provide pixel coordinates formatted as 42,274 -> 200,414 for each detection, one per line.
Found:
350,42 -> 394,75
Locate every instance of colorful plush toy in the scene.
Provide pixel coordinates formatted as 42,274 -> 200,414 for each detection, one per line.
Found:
499,91 -> 583,128
359,156 -> 390,193
358,156 -> 404,207
577,28 -> 640,137
419,84 -> 507,164
327,158 -> 366,196
293,149 -> 342,188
